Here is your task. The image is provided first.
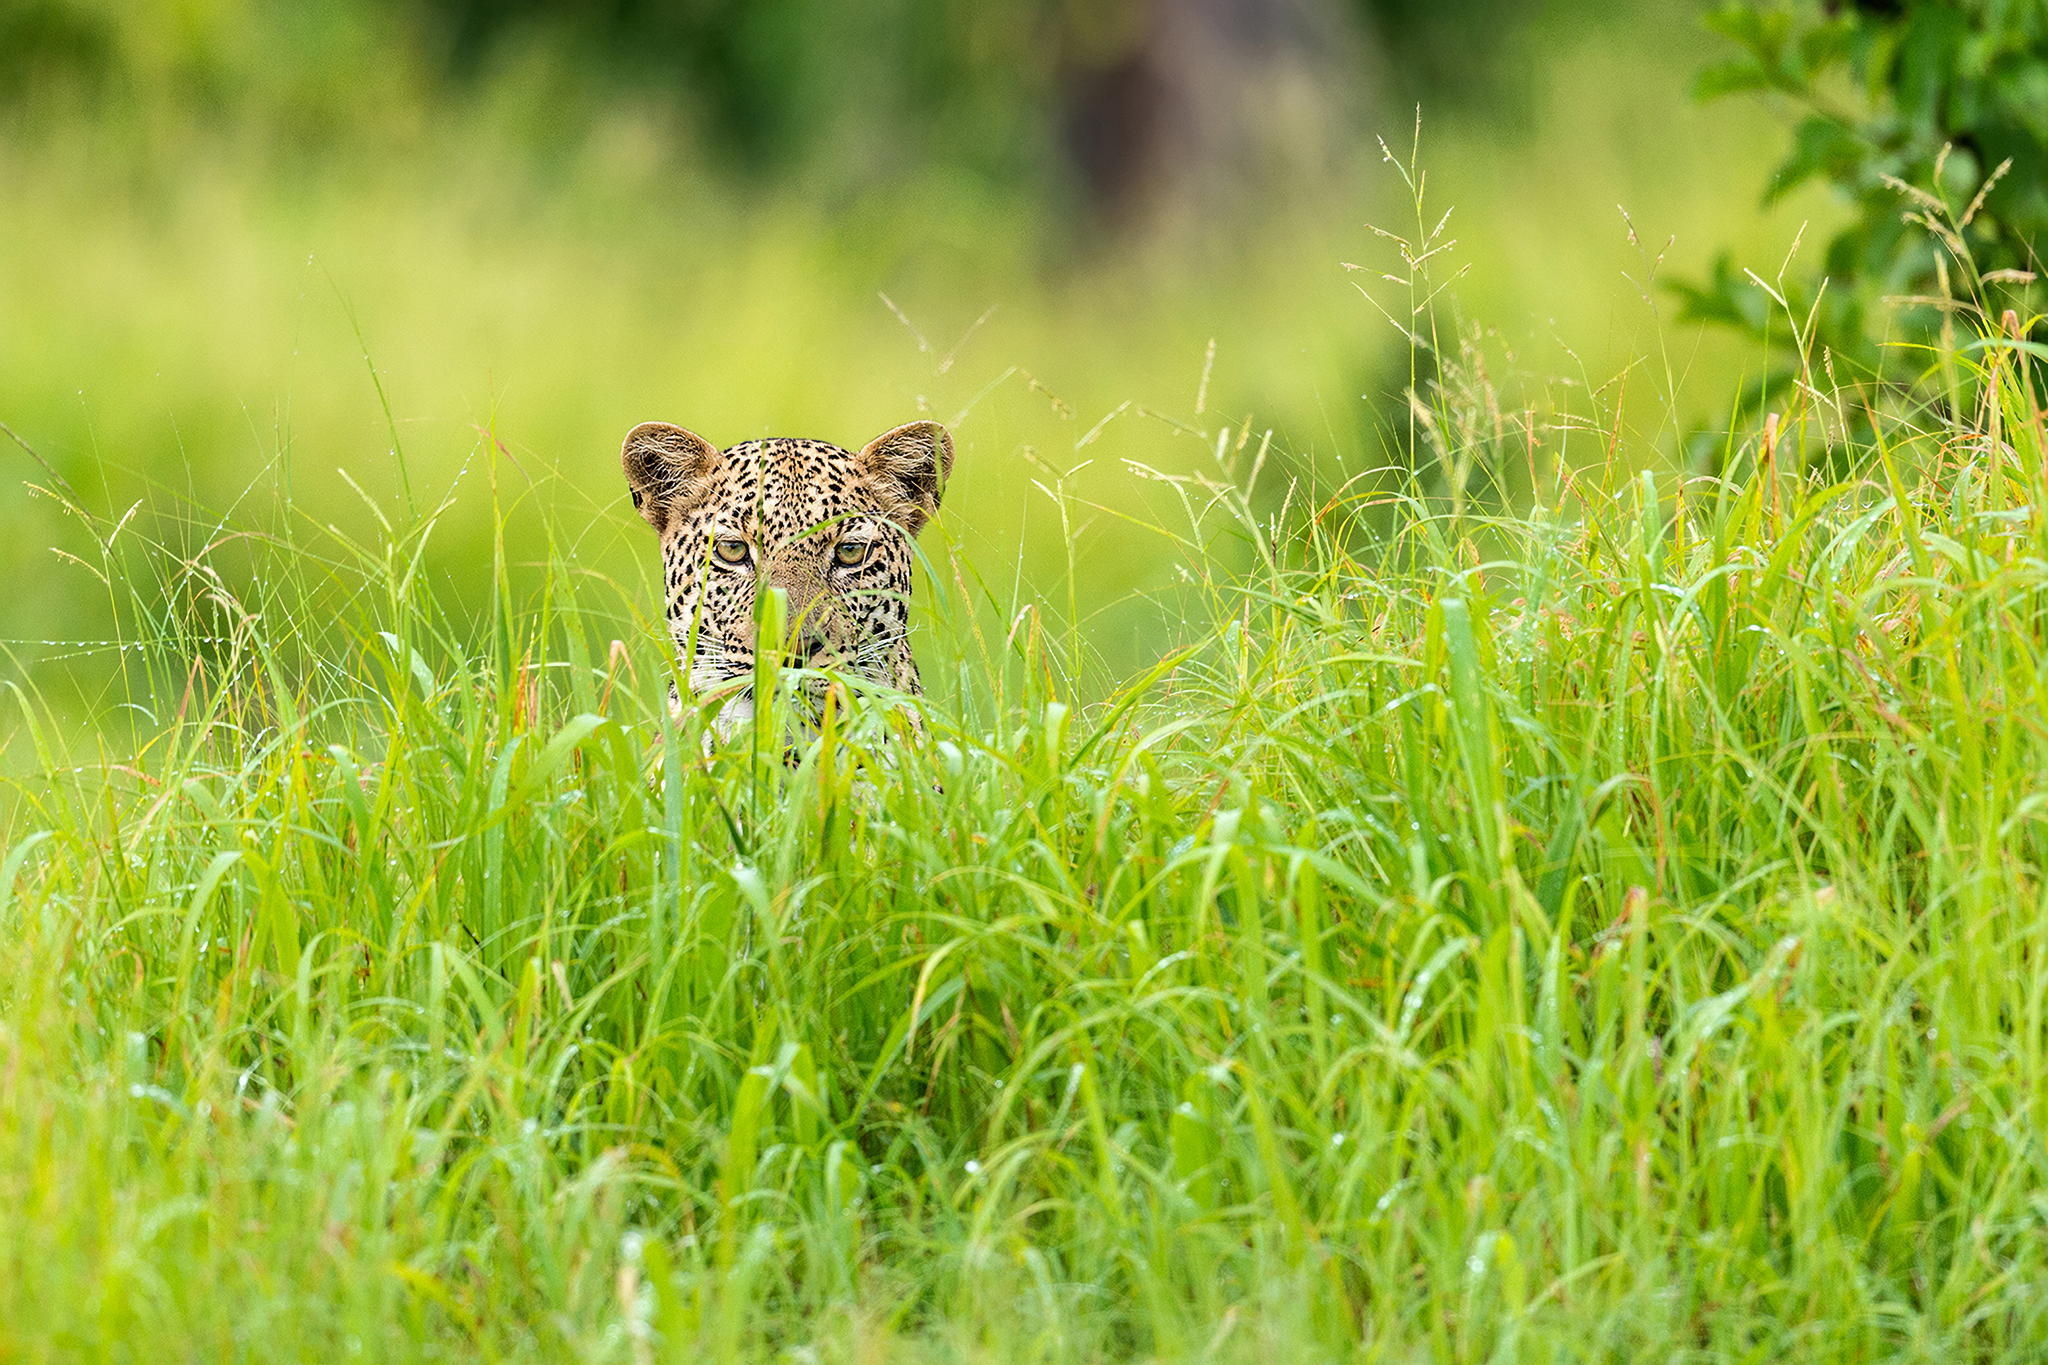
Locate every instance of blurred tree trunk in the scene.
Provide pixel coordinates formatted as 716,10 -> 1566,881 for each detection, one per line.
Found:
1059,0 -> 1369,234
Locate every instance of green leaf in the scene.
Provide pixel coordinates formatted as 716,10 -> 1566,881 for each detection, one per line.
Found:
1695,59 -> 1774,101
1703,2 -> 1790,57
1765,116 -> 1866,204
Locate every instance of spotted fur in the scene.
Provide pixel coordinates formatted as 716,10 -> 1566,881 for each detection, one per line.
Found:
621,419 -> 953,738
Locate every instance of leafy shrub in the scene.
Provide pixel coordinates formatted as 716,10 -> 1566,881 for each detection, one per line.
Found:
1680,0 -> 2047,405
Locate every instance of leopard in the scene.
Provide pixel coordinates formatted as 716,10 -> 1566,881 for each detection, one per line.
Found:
620,418 -> 953,741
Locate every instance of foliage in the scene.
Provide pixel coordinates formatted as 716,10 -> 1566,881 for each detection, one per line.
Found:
5,4 -> 2043,1355
1678,0 -> 2047,409
0,0 -> 1540,208
5,295 -> 2048,1357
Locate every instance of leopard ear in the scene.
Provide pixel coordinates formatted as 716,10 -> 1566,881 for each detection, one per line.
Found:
621,422 -> 720,536
856,420 -> 953,536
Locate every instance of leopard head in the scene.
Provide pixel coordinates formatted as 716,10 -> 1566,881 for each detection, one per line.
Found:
621,419 -> 952,737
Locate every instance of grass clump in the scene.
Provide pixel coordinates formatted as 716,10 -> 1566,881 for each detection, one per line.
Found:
5,300 -> 2048,1362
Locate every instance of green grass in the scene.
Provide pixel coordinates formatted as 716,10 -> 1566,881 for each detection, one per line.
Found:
6,287 -> 2048,1361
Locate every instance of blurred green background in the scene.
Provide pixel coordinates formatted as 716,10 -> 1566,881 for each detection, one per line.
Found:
0,0 -> 1845,695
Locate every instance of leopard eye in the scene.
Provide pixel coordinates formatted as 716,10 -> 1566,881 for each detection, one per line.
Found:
713,538 -> 751,566
832,539 -> 870,568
